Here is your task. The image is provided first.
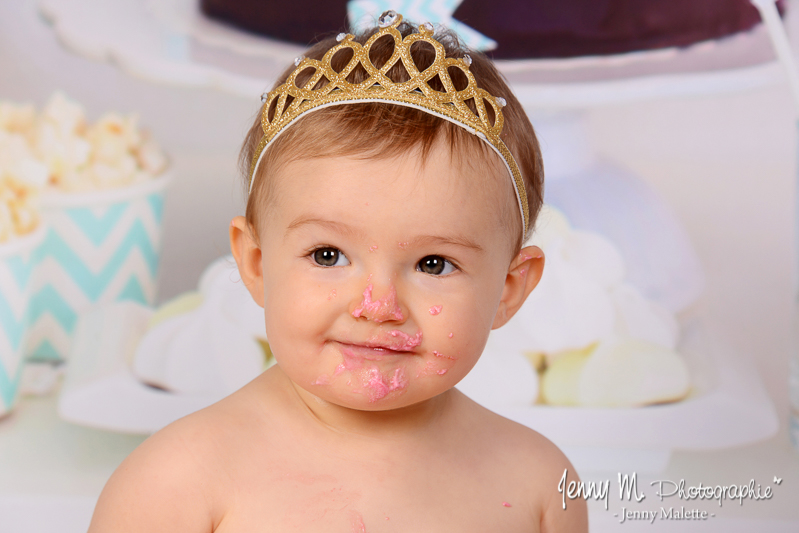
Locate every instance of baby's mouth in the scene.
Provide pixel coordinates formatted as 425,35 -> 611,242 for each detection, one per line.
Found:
338,342 -> 407,361
335,329 -> 423,360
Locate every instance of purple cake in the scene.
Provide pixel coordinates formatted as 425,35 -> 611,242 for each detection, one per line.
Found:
200,0 -> 781,59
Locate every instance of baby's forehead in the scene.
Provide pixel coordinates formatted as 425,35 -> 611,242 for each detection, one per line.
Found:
279,137 -> 510,199
267,142 -> 519,247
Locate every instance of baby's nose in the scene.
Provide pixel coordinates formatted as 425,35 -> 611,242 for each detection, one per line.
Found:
351,283 -> 404,323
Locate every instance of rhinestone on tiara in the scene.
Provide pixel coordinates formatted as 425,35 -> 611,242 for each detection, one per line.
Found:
249,12 -> 529,235
378,10 -> 398,28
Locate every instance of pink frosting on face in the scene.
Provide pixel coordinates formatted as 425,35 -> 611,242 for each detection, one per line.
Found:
397,242 -> 408,249
433,350 -> 456,360
519,252 -> 533,262
369,245 -> 378,252
416,360 -> 436,378
351,284 -> 404,323
519,268 -> 527,276
386,329 -> 422,350
364,368 -> 389,401
503,502 -> 512,508
429,305 -> 442,315
416,358 -> 453,378
448,332 -> 454,338
313,375 -> 330,385
389,367 -> 407,390
328,289 -> 337,300
363,367 -> 407,402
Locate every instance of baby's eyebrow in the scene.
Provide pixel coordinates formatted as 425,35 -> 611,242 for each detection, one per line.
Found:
410,234 -> 484,253
285,216 -> 365,239
285,216 -> 483,252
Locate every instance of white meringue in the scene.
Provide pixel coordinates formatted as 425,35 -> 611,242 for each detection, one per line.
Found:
528,204 -> 571,249
611,283 -> 679,349
132,257 -> 265,397
560,229 -> 626,288
457,328 -> 539,410
540,337 -> 690,408
578,337 -> 690,407
507,247 -> 615,354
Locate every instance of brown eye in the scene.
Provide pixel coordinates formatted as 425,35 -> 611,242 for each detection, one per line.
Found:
417,255 -> 454,275
313,248 -> 349,267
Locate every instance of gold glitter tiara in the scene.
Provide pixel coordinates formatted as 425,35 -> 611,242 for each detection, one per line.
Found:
249,10 -> 528,235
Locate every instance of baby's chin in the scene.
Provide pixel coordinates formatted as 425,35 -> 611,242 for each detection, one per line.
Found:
297,369 -> 455,414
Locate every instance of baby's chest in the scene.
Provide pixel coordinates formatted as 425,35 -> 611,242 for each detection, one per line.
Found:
212,465 -> 540,533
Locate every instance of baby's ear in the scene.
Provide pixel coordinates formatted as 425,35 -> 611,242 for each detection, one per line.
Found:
492,245 -> 544,329
230,216 -> 265,308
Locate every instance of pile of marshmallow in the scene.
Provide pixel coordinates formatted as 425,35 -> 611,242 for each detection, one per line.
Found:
0,93 -> 167,242
460,206 -> 690,409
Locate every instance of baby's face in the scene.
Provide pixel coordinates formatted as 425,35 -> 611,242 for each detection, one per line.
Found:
233,140 -> 541,411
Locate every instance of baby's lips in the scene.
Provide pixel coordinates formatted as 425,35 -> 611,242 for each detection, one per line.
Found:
341,329 -> 423,353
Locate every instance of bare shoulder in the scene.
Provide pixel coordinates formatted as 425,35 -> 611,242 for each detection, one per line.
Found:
88,394 -> 252,533
454,391 -> 589,532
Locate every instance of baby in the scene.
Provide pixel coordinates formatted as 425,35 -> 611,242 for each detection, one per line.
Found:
89,12 -> 587,532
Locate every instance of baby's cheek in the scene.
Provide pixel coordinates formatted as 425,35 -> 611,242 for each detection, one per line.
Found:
416,350 -> 458,378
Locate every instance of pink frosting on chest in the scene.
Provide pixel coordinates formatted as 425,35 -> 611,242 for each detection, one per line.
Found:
350,510 -> 366,532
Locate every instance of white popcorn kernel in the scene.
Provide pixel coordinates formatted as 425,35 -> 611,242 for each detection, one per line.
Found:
42,92 -> 87,138
136,135 -> 168,175
0,102 -> 36,135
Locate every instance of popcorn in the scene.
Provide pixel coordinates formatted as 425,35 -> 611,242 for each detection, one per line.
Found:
136,133 -> 169,175
0,92 -> 167,234
33,121 -> 91,188
0,101 -> 36,136
0,93 -> 168,197
0,128 -> 44,243
41,92 -> 87,139
0,176 -> 40,243
88,113 -> 142,164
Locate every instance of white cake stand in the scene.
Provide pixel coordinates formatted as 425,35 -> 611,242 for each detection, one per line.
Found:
38,0 -> 793,470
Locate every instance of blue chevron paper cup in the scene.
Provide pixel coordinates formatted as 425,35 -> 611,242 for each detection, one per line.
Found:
0,226 -> 46,416
27,174 -> 170,362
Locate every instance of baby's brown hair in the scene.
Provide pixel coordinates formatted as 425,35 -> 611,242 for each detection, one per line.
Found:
240,19 -> 543,251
